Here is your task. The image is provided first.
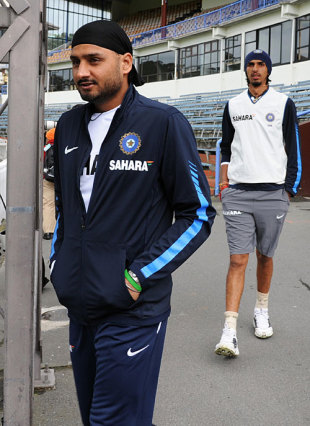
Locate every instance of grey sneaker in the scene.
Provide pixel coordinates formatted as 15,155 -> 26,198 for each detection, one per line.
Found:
253,308 -> 273,338
215,325 -> 239,357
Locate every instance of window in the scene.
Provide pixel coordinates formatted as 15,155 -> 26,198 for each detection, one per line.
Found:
296,14 -> 310,62
270,25 -> 281,64
46,0 -> 112,51
245,31 -> 256,56
224,35 -> 241,72
258,28 -> 269,52
138,51 -> 175,83
245,21 -> 292,66
49,68 -> 74,91
281,21 -> 292,64
179,40 -> 220,78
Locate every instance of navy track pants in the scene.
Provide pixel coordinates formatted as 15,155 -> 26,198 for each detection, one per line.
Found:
69,319 -> 167,425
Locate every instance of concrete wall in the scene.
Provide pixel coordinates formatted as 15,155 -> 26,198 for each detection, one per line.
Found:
0,143 -> 6,161
45,90 -> 83,105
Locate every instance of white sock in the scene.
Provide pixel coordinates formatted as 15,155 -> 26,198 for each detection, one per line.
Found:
224,311 -> 238,331
255,291 -> 269,310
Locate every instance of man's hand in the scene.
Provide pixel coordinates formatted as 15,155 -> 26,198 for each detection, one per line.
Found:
125,278 -> 140,301
219,181 -> 229,201
219,164 -> 229,201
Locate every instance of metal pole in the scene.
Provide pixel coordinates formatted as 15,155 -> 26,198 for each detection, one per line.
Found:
174,49 -> 178,80
3,0 -> 42,423
161,0 -> 167,27
290,17 -> 296,65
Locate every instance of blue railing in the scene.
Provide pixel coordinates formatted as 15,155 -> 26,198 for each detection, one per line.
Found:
131,0 -> 279,48
214,108 -> 310,196
297,109 -> 310,118
47,48 -> 71,58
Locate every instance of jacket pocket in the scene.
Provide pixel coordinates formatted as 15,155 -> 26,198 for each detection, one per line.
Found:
50,238 -> 82,307
83,241 -> 135,319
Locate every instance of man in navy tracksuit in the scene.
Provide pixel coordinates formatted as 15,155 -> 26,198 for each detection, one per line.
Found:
50,20 -> 216,425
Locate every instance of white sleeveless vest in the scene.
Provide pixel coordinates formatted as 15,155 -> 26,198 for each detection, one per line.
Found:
227,87 -> 288,185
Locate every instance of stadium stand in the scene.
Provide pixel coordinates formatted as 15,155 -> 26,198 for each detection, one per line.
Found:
0,109 -> 7,139
39,81 -> 310,144
2,83 -> 309,138
48,45 -> 72,64
117,1 -> 202,36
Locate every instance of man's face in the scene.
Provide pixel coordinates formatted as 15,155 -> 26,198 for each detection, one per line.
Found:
246,59 -> 268,87
70,44 -> 126,105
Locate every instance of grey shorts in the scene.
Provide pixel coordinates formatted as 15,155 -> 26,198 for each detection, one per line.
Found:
221,188 -> 290,257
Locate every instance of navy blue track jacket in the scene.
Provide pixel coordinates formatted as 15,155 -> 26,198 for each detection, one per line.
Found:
51,85 -> 216,326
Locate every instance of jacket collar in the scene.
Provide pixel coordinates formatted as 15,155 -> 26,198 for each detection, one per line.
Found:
83,84 -> 137,125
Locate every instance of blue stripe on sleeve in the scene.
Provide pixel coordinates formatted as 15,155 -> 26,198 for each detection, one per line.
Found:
141,220 -> 203,278
50,214 -> 60,259
140,161 -> 209,279
293,123 -> 302,194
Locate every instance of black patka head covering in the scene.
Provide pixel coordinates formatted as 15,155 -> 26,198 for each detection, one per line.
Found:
72,20 -> 144,86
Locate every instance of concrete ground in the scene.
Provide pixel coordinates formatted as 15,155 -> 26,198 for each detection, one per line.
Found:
0,197 -> 310,425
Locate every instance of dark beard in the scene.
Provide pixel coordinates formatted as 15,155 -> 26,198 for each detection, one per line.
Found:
246,75 -> 269,86
77,77 -> 122,105
251,81 -> 262,88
